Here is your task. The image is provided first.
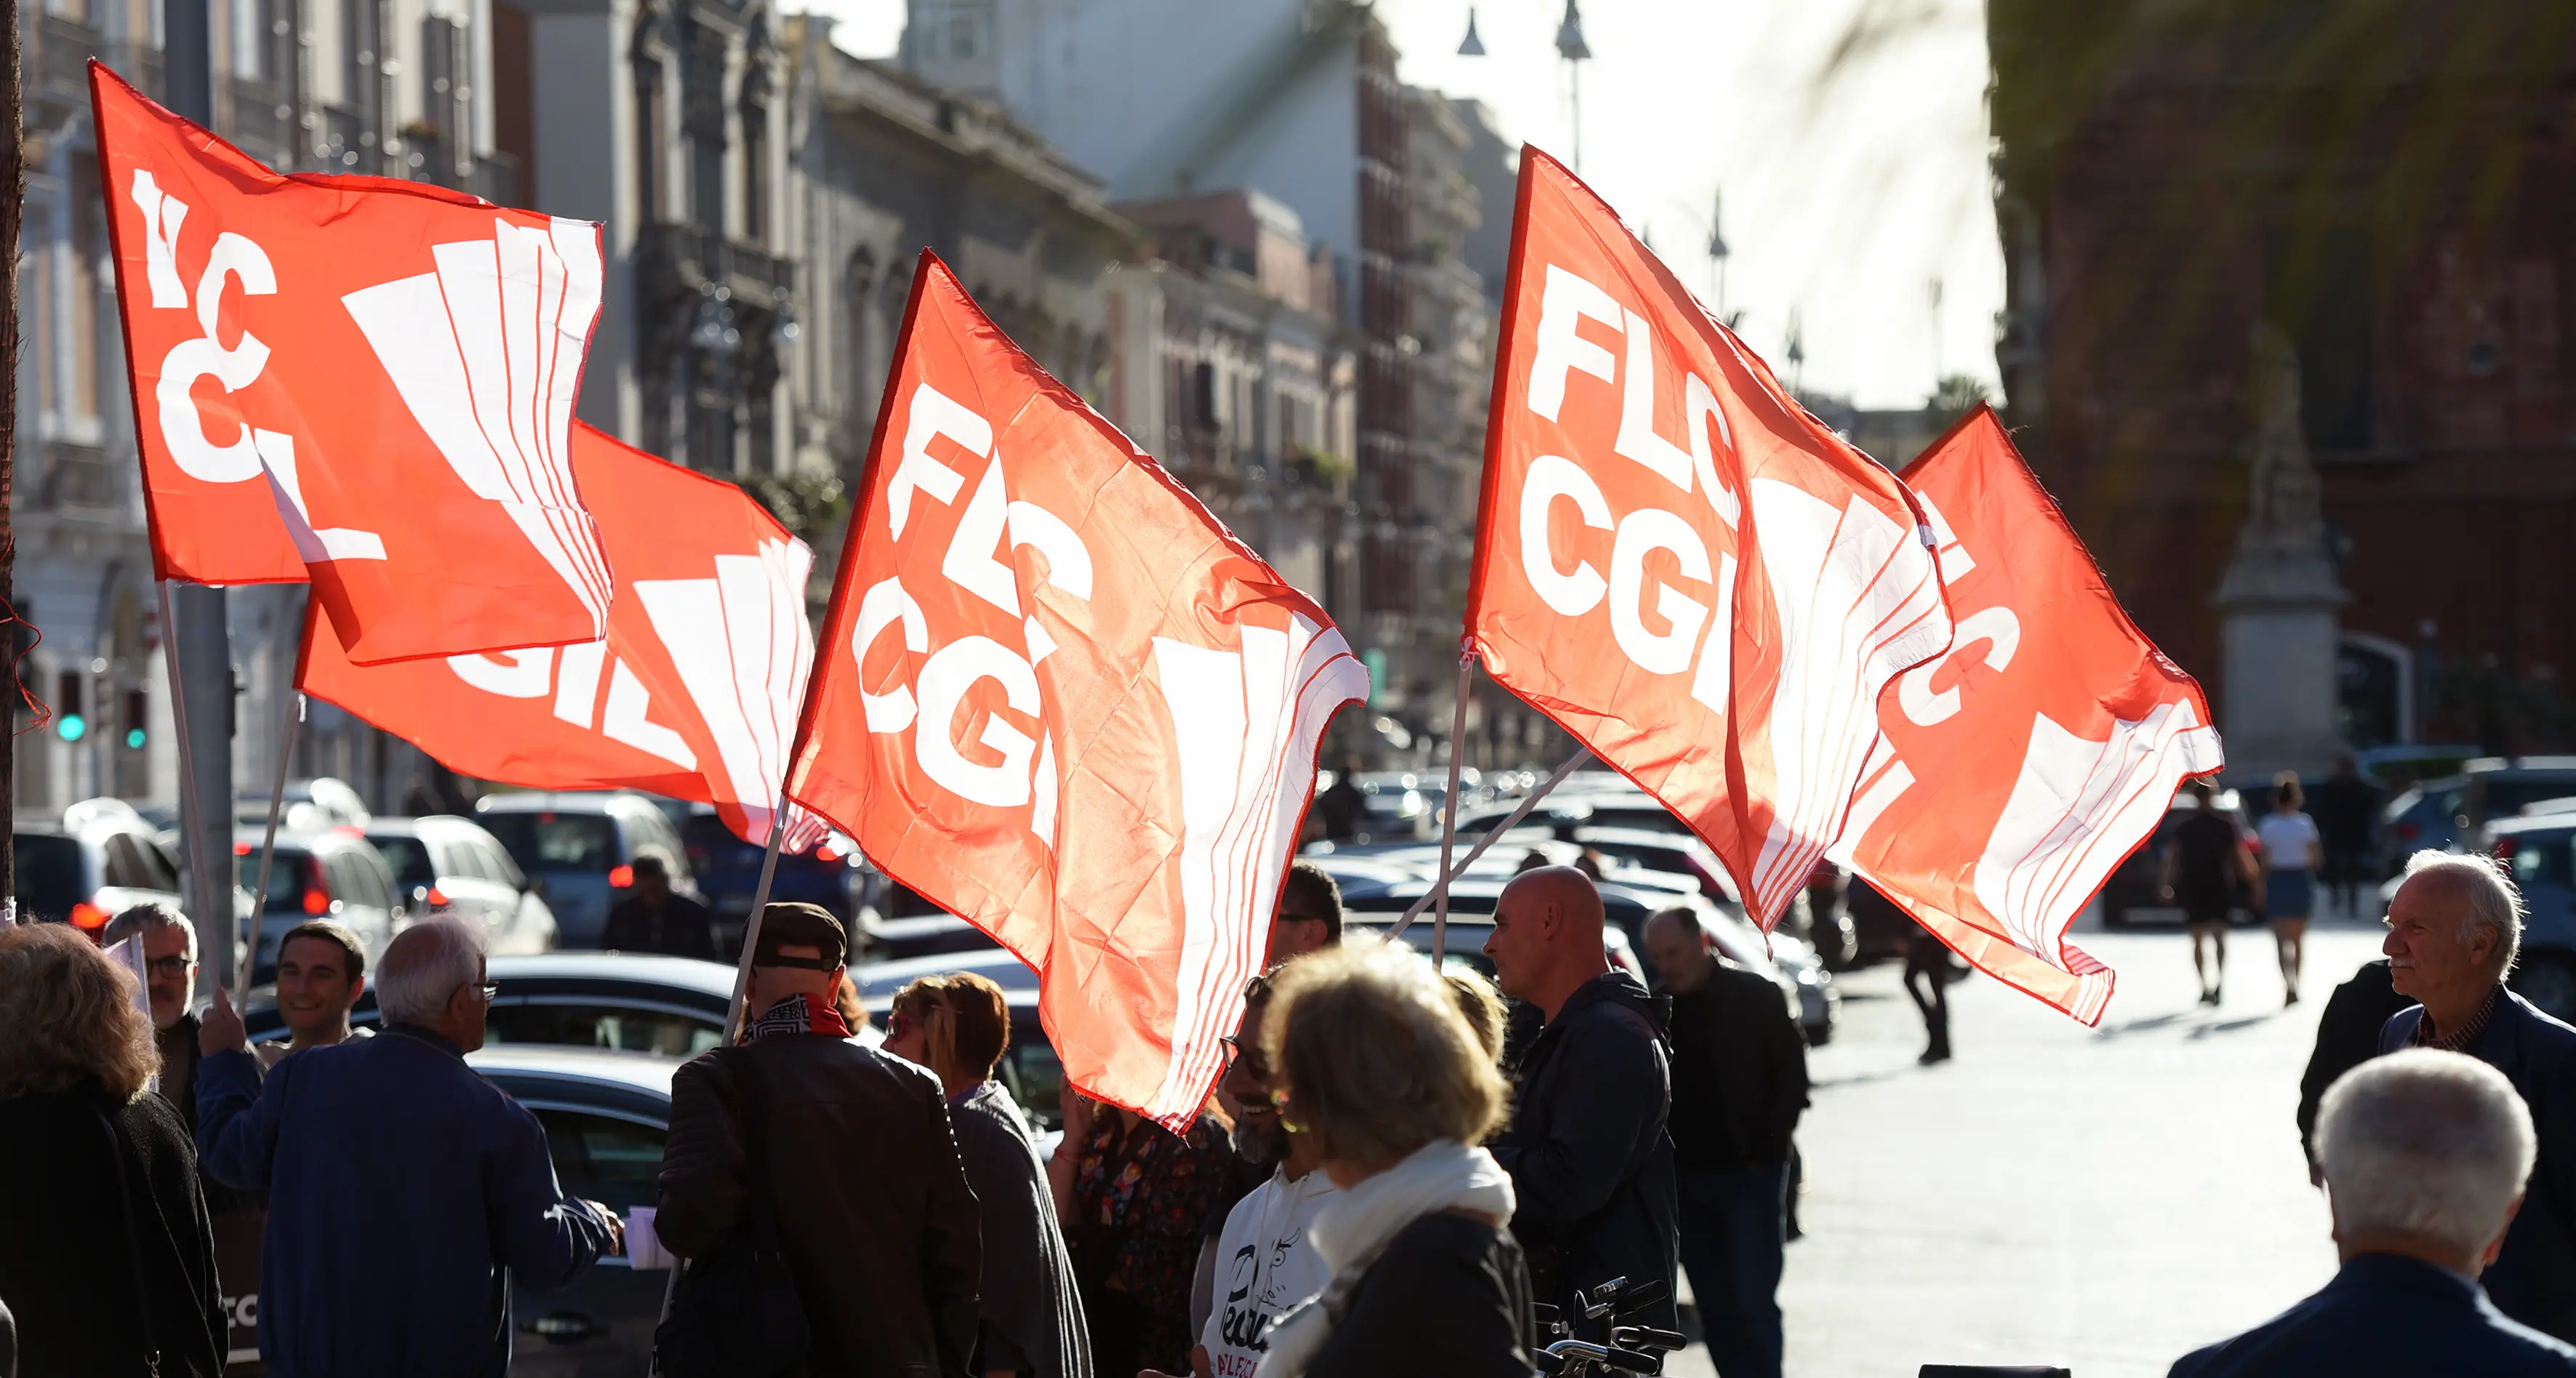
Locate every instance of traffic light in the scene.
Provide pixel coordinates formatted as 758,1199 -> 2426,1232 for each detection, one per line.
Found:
54,669 -> 84,742
121,687 -> 148,750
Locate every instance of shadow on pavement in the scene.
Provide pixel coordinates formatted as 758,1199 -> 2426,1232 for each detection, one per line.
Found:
2186,1014 -> 2276,1039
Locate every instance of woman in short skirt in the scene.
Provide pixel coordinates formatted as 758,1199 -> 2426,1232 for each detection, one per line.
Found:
2255,772 -> 2323,1007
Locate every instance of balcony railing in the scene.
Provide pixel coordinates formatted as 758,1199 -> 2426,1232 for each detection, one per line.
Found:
41,441 -> 127,516
635,221 -> 796,313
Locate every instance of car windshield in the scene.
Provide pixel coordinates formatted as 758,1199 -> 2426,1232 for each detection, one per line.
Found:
2484,778 -> 2576,817
480,812 -> 619,873
13,833 -> 84,923
370,835 -> 438,889
681,813 -> 762,871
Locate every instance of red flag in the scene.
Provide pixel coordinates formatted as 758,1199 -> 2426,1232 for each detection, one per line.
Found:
94,63 -> 612,664
300,423 -> 825,852
1469,148 -> 1954,926
1836,408 -> 2220,1023
787,253 -> 1368,1127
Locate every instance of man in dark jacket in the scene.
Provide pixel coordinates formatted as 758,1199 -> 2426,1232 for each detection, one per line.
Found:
1642,906 -> 1805,1378
2172,1050 -> 2576,1377
657,902 -> 982,1378
1485,866 -> 1680,1337
2297,957 -> 2415,1182
2375,853 -> 2576,1342
194,918 -> 621,1377
2312,755 -> 2383,917
599,852 -> 718,958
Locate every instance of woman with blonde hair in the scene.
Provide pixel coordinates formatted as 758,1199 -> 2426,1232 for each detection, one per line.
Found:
0,924 -> 225,1376
1253,939 -> 1533,1377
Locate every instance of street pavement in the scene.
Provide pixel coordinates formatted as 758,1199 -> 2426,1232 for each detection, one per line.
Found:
1661,906 -> 2394,1378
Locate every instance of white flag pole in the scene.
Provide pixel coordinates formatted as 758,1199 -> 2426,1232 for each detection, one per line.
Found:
1385,743 -> 1591,942
1429,654 -> 1474,964
242,692 -> 306,1008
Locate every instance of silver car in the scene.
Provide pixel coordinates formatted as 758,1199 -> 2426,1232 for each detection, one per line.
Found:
367,815 -> 558,956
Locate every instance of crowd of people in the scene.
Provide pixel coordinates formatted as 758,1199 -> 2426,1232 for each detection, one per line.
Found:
15,812 -> 2576,1375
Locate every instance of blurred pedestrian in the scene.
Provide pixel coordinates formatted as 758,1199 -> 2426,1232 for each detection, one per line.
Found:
2375,852 -> 2576,1342
886,972 -> 1090,1378
2164,781 -> 2257,1006
2171,1050 -> 2576,1376
600,850 -> 718,960
253,920 -> 372,1069
1313,760 -> 1367,842
1643,907 -> 1807,1378
1164,972 -> 1340,1378
1482,866 -> 1680,1337
0,924 -> 225,1378
2297,957 -> 2415,1185
2260,772 -> 2323,1006
1250,940 -> 1530,1378
2314,754 -> 2384,918
1268,862 -> 1344,966
1049,1086 -> 1235,1376
658,903 -> 979,1377
195,918 -> 622,1377
1903,924 -> 1956,1065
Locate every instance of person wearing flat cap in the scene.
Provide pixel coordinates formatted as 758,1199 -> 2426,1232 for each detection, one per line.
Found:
656,903 -> 983,1377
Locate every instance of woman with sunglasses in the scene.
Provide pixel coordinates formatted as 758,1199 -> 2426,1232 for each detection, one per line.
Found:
886,974 -> 1092,1378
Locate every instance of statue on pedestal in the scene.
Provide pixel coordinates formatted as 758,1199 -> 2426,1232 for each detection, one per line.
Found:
2214,321 -> 2348,778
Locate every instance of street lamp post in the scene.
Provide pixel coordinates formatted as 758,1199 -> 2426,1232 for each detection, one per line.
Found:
1556,0 -> 1590,172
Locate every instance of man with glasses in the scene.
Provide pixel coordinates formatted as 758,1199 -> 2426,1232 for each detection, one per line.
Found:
1267,862 -> 1344,966
196,917 -> 622,1377
100,903 -> 207,1117
1161,972 -> 1341,1378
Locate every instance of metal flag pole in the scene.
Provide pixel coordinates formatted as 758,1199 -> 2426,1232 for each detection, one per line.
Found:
1387,744 -> 1592,941
154,582 -> 209,962
720,802 -> 795,1043
1429,654 -> 1475,964
241,693 -> 305,1007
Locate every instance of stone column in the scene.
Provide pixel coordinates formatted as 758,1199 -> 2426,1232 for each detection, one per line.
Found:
2213,321 -> 2347,780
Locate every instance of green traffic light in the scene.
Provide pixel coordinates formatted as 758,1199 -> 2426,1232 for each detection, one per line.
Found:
125,728 -> 146,749
57,714 -> 86,742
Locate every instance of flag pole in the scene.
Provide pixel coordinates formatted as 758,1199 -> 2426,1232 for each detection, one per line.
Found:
1429,654 -> 1474,964
242,692 -> 305,1007
720,801 -> 794,1043
1387,743 -> 1590,941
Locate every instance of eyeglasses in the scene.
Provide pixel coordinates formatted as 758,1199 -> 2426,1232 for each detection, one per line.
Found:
458,980 -> 499,1002
144,955 -> 193,978
1219,1035 -> 1270,1079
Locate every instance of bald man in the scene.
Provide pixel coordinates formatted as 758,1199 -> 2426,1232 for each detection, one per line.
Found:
1485,866 -> 1680,1338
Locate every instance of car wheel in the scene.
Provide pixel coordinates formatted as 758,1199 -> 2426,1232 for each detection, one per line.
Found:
2513,953 -> 2576,1026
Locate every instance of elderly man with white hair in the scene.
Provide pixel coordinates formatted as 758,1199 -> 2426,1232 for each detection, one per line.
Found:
2172,1050 -> 2576,1374
196,918 -> 622,1377
2365,850 -> 2576,1343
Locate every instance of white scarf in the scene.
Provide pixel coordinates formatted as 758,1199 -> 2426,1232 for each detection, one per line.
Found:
1252,1139 -> 1516,1378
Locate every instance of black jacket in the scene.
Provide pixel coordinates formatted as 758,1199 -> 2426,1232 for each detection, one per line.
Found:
0,1086 -> 225,1377
2170,1253 -> 2576,1377
1491,971 -> 1680,1332
950,1080 -> 1089,1378
2380,991 -> 2576,1342
601,893 -> 720,960
1303,1211 -> 1537,1378
2296,959 -> 2413,1168
1666,960 -> 1808,1168
657,1029 -> 983,1378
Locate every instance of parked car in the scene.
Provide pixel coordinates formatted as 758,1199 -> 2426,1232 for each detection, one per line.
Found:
481,1046 -> 680,1377
2484,814 -> 2576,1025
2097,788 -> 2261,928
15,798 -> 185,932
678,806 -> 864,953
2454,759 -> 2576,852
2381,776 -> 2468,870
236,827 -> 406,982
366,815 -> 557,956
474,792 -> 697,949
233,776 -> 371,832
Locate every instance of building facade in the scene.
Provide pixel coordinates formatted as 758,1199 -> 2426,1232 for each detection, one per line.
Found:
899,0 -> 1504,759
1990,2 -> 2576,751
15,0 -> 510,815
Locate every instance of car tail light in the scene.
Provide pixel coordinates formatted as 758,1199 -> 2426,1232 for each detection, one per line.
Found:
233,841 -> 253,857
2493,836 -> 2520,863
71,900 -> 110,931
425,886 -> 449,908
302,857 -> 333,915
816,844 -> 842,864
2397,822 -> 2421,843
609,864 -> 635,889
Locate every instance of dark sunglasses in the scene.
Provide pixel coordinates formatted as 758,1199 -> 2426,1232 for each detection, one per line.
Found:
144,955 -> 192,978
1219,1035 -> 1271,1077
